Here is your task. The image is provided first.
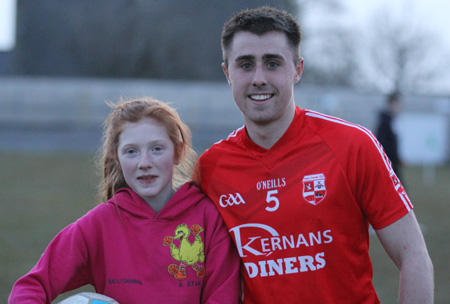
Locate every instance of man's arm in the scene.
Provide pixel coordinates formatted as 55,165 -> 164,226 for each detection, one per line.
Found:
376,211 -> 434,303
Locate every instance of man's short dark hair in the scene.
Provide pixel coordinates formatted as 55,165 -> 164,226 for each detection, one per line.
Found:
221,6 -> 302,67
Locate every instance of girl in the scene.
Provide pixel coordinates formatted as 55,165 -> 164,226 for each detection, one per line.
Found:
9,97 -> 240,304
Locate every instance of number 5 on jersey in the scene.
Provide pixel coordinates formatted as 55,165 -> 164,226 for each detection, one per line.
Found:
266,190 -> 279,212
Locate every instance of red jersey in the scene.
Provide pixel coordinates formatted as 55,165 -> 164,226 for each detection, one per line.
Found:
194,107 -> 412,304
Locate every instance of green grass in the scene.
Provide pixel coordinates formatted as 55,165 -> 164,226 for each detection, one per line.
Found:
370,165 -> 450,303
1,153 -> 449,303
0,153 -> 98,302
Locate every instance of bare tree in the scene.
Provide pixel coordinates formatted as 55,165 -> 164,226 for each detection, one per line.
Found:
357,7 -> 450,94
9,0 -> 297,80
297,0 -> 359,86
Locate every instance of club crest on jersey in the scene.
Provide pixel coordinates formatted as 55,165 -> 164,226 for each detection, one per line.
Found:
302,174 -> 327,205
391,172 -> 406,194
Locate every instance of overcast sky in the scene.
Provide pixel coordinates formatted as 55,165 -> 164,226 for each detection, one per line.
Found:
344,0 -> 450,93
302,0 -> 450,94
342,0 -> 450,49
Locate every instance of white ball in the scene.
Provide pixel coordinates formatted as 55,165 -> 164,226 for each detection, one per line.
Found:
57,292 -> 119,304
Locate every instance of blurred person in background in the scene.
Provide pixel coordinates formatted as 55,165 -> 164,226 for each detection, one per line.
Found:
376,91 -> 403,181
193,6 -> 433,304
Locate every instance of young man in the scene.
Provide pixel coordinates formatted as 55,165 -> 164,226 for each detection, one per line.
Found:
193,6 -> 433,304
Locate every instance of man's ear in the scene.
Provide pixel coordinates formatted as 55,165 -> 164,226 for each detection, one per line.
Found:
222,62 -> 231,86
294,57 -> 304,84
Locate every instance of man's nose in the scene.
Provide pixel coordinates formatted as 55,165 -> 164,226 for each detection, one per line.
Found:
252,65 -> 267,87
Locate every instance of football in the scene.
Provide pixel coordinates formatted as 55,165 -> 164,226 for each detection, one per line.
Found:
57,292 -> 119,304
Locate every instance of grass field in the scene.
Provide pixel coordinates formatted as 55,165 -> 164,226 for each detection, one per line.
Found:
1,152 -> 449,303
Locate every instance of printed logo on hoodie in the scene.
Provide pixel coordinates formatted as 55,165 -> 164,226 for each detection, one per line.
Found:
163,223 -> 205,280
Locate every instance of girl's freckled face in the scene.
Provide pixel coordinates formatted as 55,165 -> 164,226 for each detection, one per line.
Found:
117,118 -> 176,211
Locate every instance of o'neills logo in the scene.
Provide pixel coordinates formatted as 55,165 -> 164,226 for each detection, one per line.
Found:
256,178 -> 286,190
229,223 -> 332,278
302,173 -> 327,205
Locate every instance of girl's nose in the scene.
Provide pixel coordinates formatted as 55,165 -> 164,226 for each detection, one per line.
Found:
138,153 -> 153,169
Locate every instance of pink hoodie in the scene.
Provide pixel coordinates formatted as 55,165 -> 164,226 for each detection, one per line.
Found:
9,183 -> 240,304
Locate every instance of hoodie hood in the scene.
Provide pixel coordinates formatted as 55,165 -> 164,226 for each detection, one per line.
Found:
107,182 -> 207,221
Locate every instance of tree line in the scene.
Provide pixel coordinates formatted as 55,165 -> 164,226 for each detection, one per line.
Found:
5,0 -> 295,80
1,0 -> 447,94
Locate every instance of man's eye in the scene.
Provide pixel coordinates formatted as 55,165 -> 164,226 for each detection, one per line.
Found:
268,61 -> 279,68
241,63 -> 252,70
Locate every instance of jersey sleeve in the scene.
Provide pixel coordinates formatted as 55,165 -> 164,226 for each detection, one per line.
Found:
349,128 -> 412,230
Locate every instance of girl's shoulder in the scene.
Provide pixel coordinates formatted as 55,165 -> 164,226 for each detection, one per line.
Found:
74,202 -> 120,228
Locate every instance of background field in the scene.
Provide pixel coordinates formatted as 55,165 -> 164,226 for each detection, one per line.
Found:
1,152 -> 449,303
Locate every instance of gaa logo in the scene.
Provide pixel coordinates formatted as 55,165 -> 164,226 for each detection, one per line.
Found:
219,193 -> 246,208
302,173 -> 327,205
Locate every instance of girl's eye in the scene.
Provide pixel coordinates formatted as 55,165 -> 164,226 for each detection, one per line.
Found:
152,146 -> 163,152
125,148 -> 137,155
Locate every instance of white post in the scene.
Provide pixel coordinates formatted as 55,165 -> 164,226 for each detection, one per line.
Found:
0,0 -> 17,52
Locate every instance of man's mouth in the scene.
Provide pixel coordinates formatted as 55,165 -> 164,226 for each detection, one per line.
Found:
250,94 -> 273,101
